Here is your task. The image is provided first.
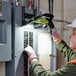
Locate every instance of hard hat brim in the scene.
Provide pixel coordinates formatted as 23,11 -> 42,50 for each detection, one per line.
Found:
67,19 -> 76,28
67,24 -> 76,28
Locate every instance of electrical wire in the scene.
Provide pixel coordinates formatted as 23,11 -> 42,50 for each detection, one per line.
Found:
53,19 -> 71,24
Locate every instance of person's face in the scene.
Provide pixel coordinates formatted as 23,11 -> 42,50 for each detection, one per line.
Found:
69,28 -> 76,50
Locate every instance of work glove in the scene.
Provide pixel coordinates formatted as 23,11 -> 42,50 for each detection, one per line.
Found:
24,45 -> 38,63
49,22 -> 62,44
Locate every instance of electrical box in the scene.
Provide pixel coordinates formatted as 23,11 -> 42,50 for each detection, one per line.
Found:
22,0 -> 41,25
14,5 -> 22,26
0,1 -> 12,61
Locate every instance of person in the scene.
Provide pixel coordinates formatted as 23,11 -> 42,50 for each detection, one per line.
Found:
24,19 -> 76,76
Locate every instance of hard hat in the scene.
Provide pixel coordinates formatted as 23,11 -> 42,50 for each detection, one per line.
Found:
67,19 -> 76,28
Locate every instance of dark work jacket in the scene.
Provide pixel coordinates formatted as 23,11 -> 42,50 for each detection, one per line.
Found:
31,40 -> 76,76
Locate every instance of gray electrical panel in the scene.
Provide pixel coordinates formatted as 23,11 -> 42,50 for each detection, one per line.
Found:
14,5 -> 22,26
0,1 -> 12,61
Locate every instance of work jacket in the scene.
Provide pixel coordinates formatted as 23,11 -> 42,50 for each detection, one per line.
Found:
31,40 -> 76,76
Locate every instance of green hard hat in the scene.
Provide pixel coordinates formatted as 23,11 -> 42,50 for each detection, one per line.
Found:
33,18 -> 49,25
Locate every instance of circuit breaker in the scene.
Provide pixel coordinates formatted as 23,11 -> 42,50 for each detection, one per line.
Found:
24,30 -> 33,76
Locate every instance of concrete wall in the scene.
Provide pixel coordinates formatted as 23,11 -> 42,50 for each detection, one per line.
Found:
64,0 -> 76,21
40,0 -> 49,13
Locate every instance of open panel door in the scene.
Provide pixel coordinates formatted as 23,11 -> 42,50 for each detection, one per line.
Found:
0,1 -> 12,61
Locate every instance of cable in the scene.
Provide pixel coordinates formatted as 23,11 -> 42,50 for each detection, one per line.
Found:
53,19 -> 71,24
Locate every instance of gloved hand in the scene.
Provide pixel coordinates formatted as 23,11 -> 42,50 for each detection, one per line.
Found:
24,45 -> 38,63
49,22 -> 62,44
50,21 -> 55,29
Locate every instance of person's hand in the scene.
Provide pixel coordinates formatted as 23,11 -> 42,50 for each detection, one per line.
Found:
50,21 -> 55,29
24,45 -> 38,62
50,22 -> 62,44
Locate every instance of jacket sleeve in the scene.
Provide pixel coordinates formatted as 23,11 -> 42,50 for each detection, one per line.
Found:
31,61 -> 72,76
56,40 -> 73,62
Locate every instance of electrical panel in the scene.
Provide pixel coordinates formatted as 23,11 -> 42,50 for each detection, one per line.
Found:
0,1 -> 12,61
22,0 -> 41,25
14,5 -> 22,26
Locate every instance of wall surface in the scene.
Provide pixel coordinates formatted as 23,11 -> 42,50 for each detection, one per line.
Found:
64,0 -> 76,21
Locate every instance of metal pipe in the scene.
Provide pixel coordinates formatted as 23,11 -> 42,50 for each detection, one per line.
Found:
48,0 -> 53,14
